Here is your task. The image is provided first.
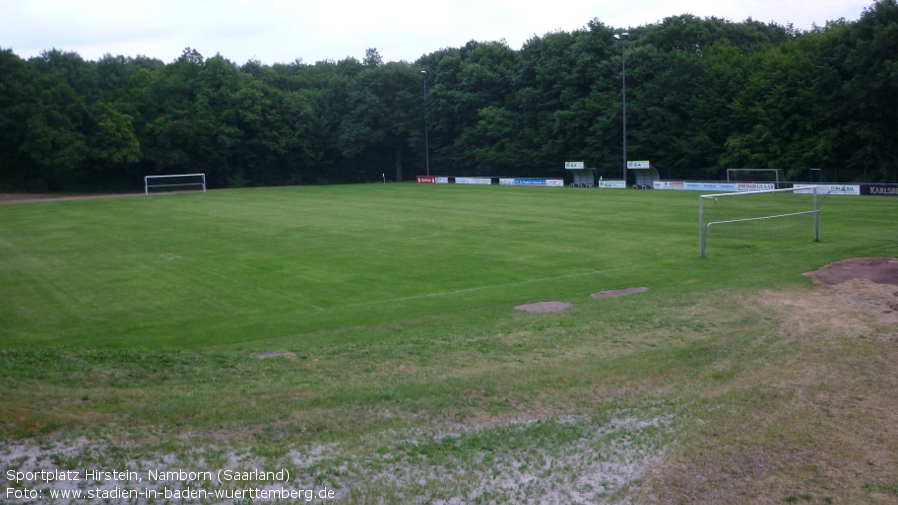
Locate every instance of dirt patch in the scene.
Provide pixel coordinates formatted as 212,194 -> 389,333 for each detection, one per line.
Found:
250,351 -> 297,359
757,288 -> 873,337
0,192 -> 144,204
0,193 -> 58,202
514,301 -> 571,313
591,287 -> 648,299
831,278 -> 898,323
806,257 -> 898,324
805,256 -> 898,286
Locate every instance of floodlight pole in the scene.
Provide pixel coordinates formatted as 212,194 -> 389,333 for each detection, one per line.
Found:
614,33 -> 629,187
421,70 -> 430,177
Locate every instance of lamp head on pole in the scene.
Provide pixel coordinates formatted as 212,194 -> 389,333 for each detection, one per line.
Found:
421,70 -> 426,75
613,32 -> 629,41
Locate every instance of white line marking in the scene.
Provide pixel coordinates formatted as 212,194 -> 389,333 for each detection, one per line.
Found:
338,266 -> 636,309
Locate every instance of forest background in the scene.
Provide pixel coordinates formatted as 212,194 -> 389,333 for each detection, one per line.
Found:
0,0 -> 896,192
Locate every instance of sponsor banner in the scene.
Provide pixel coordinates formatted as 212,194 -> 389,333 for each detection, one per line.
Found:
656,181 -> 774,192
436,177 -> 449,184
600,180 -> 626,188
499,178 -> 564,187
627,161 -> 651,169
565,162 -> 585,169
795,184 -> 860,196
685,182 -> 739,192
653,181 -> 685,190
735,183 -> 776,191
862,184 -> 898,196
514,178 -> 547,186
416,176 -> 436,184
456,177 -> 491,185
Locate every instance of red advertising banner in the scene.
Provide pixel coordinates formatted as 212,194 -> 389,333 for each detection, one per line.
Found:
417,176 -> 436,184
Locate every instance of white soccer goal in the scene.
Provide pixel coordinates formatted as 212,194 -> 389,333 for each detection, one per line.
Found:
700,186 -> 820,257
144,173 -> 206,196
726,169 -> 786,188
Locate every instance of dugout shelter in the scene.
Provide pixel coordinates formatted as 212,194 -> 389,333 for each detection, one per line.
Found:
569,167 -> 596,187
565,162 -> 596,187
630,166 -> 660,189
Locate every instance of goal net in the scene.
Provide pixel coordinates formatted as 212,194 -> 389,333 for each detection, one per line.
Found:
700,186 -> 820,258
144,173 -> 206,196
726,169 -> 786,188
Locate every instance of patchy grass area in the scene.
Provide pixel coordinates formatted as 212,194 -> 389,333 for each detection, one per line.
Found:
647,288 -> 898,504
1,185 -> 897,503
3,285 -> 897,503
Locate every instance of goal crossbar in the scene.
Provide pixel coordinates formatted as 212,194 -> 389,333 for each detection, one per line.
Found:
702,186 -> 805,198
145,173 -> 206,196
700,186 -> 819,257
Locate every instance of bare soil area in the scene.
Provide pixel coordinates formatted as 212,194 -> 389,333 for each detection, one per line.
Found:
807,256 -> 898,324
805,256 -> 898,286
0,192 -> 143,204
514,301 -> 571,313
591,287 -> 648,299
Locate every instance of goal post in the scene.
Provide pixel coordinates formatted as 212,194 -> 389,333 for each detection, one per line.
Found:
726,168 -> 786,188
700,186 -> 820,258
144,173 -> 207,196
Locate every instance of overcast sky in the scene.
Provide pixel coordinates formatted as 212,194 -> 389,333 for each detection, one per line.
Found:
1,0 -> 874,65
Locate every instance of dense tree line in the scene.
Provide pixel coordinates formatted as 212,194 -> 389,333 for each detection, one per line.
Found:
1,0 -> 896,192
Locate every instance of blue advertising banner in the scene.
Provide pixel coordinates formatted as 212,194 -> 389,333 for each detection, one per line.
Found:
861,184 -> 898,196
500,178 -> 563,187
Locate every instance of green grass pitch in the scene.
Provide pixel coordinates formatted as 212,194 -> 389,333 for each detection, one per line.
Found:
0,184 -> 894,350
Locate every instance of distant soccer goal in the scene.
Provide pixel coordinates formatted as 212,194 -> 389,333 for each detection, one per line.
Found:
700,186 -> 820,258
144,173 -> 206,196
727,169 -> 786,188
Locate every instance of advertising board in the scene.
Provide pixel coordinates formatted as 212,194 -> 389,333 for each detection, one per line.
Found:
499,178 -> 564,187
653,181 -> 684,190
655,181 -> 775,192
416,176 -> 436,184
514,178 -> 546,186
456,177 -> 491,185
684,182 -> 731,191
861,184 -> 898,196
684,182 -> 731,192
735,183 -> 776,191
436,177 -> 449,184
600,180 -> 626,188
795,184 -> 860,196
565,162 -> 585,169
619,180 -> 891,195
